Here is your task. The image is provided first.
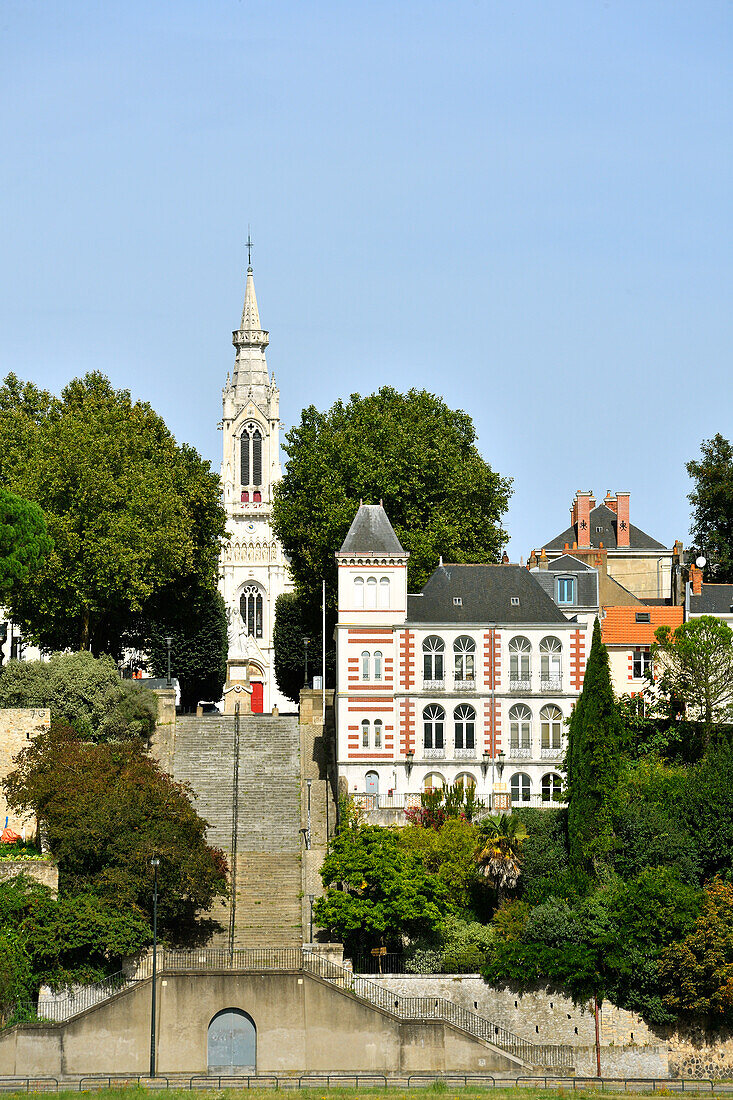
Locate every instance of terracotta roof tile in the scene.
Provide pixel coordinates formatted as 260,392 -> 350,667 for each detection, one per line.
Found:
601,605 -> 683,646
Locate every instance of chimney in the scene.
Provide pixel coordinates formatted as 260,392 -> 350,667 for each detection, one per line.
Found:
539,547 -> 548,571
604,490 -> 618,515
574,491 -> 593,549
689,562 -> 703,596
616,492 -> 630,548
528,549 -> 538,570
502,551 -> 510,565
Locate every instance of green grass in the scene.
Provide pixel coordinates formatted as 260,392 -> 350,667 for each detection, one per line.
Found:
0,1088 -> 717,1100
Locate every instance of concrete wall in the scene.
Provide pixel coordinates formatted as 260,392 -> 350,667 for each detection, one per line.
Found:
0,859 -> 58,895
0,708 -> 50,837
299,690 -> 338,942
0,970 -> 516,1077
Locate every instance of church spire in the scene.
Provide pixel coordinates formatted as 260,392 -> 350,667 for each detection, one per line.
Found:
231,255 -> 270,396
240,265 -> 262,331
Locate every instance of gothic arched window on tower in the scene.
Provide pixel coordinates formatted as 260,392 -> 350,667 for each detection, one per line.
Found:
252,429 -> 262,486
240,584 -> 264,639
240,424 -> 265,488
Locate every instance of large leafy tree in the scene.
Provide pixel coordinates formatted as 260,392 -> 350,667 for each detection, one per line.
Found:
0,489 -> 52,599
0,651 -> 158,741
566,619 -> 625,871
0,372 -> 226,655
687,434 -> 733,582
144,582 -> 229,709
272,387 -> 512,622
653,615 -> 733,727
314,818 -> 447,956
3,724 -> 228,941
661,878 -> 733,1017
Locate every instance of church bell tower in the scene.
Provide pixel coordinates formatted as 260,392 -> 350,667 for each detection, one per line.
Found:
219,250 -> 292,713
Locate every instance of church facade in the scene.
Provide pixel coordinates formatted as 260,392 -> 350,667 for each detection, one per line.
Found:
219,262 -> 292,713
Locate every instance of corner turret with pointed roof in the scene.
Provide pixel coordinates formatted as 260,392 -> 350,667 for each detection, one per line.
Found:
230,263 -> 271,400
338,503 -> 408,558
336,503 -> 409,625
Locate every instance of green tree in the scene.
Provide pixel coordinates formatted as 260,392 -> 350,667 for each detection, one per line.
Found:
0,372 -> 226,654
400,817 -> 486,914
0,652 -> 157,742
683,737 -> 733,880
687,434 -> 733,582
272,387 -> 512,631
474,814 -> 528,898
273,592 -> 310,704
611,759 -> 699,883
3,724 -> 228,941
661,878 -> 733,1017
314,819 -> 447,956
566,619 -> 625,871
653,616 -> 733,727
144,582 -> 228,709
0,489 -> 52,598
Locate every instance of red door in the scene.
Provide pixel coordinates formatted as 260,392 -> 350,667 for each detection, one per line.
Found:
251,682 -> 264,714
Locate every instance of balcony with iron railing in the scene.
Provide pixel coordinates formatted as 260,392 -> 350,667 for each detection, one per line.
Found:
509,678 -> 532,692
453,676 -> 477,692
507,744 -> 532,759
540,675 -> 563,692
422,678 -> 445,691
541,744 -> 564,759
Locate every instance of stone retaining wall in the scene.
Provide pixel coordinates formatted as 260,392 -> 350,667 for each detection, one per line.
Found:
0,859 -> 58,895
666,1026 -> 733,1079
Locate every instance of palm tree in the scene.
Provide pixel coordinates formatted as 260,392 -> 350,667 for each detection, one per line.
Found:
474,814 -> 528,898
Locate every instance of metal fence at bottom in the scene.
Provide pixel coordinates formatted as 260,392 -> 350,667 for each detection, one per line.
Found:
0,1080 -> 59,1093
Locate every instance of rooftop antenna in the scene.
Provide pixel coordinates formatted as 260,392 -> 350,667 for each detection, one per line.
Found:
246,226 -> 253,269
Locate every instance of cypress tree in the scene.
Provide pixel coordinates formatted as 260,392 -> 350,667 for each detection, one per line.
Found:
566,617 -> 624,871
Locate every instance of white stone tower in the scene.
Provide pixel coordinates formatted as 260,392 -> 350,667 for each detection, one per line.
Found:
219,259 -> 292,713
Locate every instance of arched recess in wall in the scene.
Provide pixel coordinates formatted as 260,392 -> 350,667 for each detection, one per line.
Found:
208,1008 -> 256,1072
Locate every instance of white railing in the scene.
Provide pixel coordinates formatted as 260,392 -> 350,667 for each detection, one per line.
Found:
422,679 -> 445,691
509,678 -> 531,691
541,746 -> 563,759
454,747 -> 476,758
540,676 -> 563,691
508,745 -> 532,758
424,747 -> 445,758
454,678 -> 477,692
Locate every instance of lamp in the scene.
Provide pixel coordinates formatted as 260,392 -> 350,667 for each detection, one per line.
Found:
303,638 -> 310,687
496,750 -> 506,778
481,750 -> 491,777
405,750 -> 414,779
149,856 -> 161,1078
164,637 -> 173,687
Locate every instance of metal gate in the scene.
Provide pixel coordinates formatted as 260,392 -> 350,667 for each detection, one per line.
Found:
207,1009 -> 256,1074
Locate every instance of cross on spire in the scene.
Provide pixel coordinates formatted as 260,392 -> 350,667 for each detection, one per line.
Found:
246,226 -> 253,269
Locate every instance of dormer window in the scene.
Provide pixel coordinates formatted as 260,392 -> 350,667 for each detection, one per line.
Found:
635,612 -> 650,623
557,577 -> 575,605
511,597 -> 520,606
453,597 -> 462,606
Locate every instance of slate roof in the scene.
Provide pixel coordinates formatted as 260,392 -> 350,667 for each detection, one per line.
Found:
547,553 -> 595,572
545,503 -> 666,552
406,564 -> 569,625
533,569 -> 599,610
338,504 -> 406,555
600,605 -> 683,645
689,585 -> 733,615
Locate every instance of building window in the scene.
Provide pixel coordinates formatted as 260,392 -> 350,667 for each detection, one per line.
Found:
361,720 -> 370,748
374,719 -> 383,749
253,491 -> 262,503
454,772 -> 476,792
423,636 -> 445,681
454,704 -> 476,750
361,650 -> 370,681
509,704 -> 532,755
556,576 -> 575,604
240,584 -> 263,639
354,577 -> 364,608
540,705 -> 563,751
540,636 -> 562,686
241,491 -> 249,503
240,424 -> 264,487
509,636 -> 531,682
379,577 -> 390,609
423,772 -> 445,794
423,704 -> 445,750
374,650 -> 383,681
366,577 -> 378,609
542,773 -> 562,803
510,596 -> 520,606
633,647 -> 652,678
453,597 -> 462,606
635,612 -> 651,624
453,636 -> 476,681
510,773 -> 531,805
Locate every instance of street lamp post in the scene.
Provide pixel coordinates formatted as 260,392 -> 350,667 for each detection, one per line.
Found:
149,857 -> 160,1078
164,637 -> 173,687
303,638 -> 310,687
308,894 -> 315,944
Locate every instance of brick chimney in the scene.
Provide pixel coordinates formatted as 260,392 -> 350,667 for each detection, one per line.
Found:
616,492 -> 630,549
689,562 -> 703,596
572,490 -> 593,549
538,547 -> 548,571
604,490 -> 617,514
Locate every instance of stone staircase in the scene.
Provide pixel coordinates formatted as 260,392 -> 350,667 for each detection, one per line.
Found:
172,715 -> 302,948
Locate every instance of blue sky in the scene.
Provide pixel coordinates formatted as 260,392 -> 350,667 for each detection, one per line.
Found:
2,1 -> 731,558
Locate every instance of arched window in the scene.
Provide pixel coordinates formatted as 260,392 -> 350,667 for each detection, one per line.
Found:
540,705 -> 563,754
423,636 -> 445,682
509,704 -> 532,756
454,704 -> 476,751
542,773 -> 563,803
361,650 -> 370,681
454,773 -> 476,792
378,577 -> 390,609
509,636 -> 531,684
252,429 -> 262,486
373,651 -> 383,681
240,423 -> 265,488
540,637 -> 562,687
454,636 -> 476,681
366,577 -> 378,609
423,772 -> 445,794
510,772 -> 531,805
423,704 -> 445,751
240,585 -> 263,639
354,577 -> 364,608
361,719 -> 370,748
374,719 -> 383,749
